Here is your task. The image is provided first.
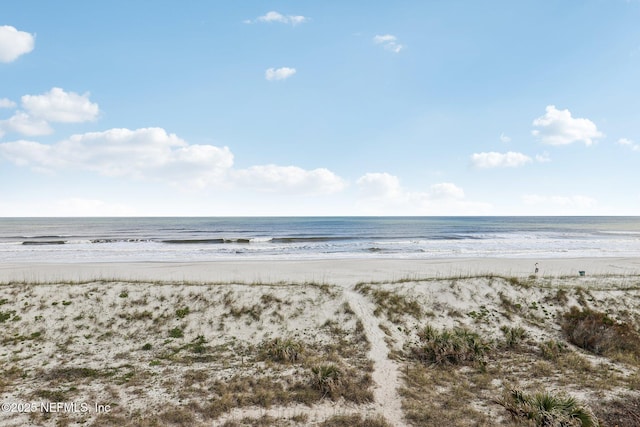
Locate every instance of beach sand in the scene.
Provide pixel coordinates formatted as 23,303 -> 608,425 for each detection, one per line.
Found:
1,258 -> 640,426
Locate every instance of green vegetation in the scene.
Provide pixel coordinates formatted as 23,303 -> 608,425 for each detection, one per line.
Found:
501,325 -> 527,349
496,388 -> 600,427
409,325 -> 491,367
168,327 -> 184,338
260,337 -> 304,363
175,307 -> 190,318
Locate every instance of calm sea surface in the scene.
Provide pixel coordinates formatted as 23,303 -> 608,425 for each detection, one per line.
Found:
0,217 -> 639,262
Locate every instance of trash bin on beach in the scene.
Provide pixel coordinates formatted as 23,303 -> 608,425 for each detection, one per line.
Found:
578,271 -> 585,276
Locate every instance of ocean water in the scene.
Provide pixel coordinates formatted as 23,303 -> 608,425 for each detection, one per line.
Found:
0,217 -> 639,263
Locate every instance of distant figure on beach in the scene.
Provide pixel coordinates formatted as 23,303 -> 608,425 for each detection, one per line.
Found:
535,263 -> 539,274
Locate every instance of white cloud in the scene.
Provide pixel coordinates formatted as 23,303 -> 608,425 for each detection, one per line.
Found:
429,182 -> 465,199
471,151 -> 532,169
356,172 -> 402,199
21,87 -> 100,123
0,25 -> 35,63
248,11 -> 308,25
0,98 -> 16,108
0,88 -> 100,138
0,128 -> 234,187
0,112 -> 53,137
0,127 -> 346,195
265,67 -> 296,81
499,133 -> 511,143
535,151 -> 552,163
356,172 -> 489,215
232,165 -> 346,194
532,105 -> 604,146
373,34 -> 404,53
618,138 -> 640,151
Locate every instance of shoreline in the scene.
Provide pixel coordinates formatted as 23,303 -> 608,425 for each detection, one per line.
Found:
2,257 -> 640,285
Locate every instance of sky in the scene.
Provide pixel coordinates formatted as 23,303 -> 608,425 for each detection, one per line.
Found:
1,0 -> 639,216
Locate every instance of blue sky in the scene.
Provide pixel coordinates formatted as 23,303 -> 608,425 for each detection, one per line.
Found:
1,1 -> 639,216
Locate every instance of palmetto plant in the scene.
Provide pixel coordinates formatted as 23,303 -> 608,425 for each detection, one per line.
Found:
261,337 -> 304,363
411,325 -> 491,366
496,388 -> 600,427
310,364 -> 343,399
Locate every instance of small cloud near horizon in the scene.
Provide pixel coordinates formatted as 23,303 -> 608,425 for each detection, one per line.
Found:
245,11 -> 308,26
265,67 -> 296,81
470,151 -> 532,169
618,137 -> 640,151
373,34 -> 404,53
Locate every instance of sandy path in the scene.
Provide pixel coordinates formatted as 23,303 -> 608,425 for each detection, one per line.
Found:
344,287 -> 406,427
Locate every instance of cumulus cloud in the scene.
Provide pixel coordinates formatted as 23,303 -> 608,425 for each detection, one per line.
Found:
471,151 -> 533,169
0,98 -> 16,108
0,112 -> 53,137
265,67 -> 296,81
232,165 -> 346,194
356,172 -> 402,199
0,127 -> 346,194
0,88 -> 100,138
356,172 -> 489,215
532,105 -> 603,145
373,34 -> 404,53
247,11 -> 308,25
0,25 -> 35,63
21,87 -> 100,123
429,182 -> 465,199
499,133 -> 511,143
0,128 -> 234,187
618,138 -> 640,151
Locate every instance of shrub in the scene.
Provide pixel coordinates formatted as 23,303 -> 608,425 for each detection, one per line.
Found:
321,414 -> 393,427
594,395 -> 640,427
410,325 -> 491,366
501,325 -> 527,349
309,364 -> 343,399
261,338 -> 304,363
168,327 -> 184,338
561,307 -> 640,357
176,307 -> 190,319
539,340 -> 567,361
496,388 -> 600,427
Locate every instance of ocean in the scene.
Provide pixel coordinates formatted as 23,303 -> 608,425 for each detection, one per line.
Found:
0,217 -> 639,263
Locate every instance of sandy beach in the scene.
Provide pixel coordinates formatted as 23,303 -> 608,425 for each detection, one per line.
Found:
2,258 -> 640,426
2,257 -> 640,285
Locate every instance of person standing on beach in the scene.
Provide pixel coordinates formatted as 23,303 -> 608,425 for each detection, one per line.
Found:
535,263 -> 539,274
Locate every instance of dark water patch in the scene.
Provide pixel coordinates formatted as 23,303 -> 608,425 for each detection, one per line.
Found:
22,241 -> 66,246
271,236 -> 357,243
161,239 -> 226,244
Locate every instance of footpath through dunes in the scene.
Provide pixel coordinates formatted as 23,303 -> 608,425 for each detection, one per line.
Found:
343,287 -> 406,427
